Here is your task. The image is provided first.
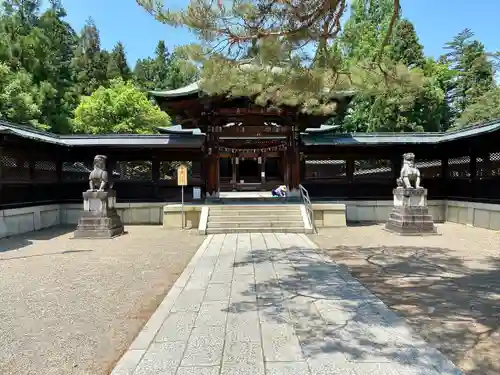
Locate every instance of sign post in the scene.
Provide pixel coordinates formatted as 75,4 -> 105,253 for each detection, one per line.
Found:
177,164 -> 188,229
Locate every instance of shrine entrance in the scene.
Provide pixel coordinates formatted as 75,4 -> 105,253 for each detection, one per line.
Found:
201,115 -> 302,197
219,148 -> 286,192
213,121 -> 293,192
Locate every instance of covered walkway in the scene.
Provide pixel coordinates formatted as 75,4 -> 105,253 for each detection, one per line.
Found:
112,233 -> 463,375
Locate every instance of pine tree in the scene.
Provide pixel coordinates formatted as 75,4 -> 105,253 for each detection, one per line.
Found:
340,1 -> 446,133
107,41 -> 131,81
153,40 -> 170,90
136,0 -> 407,115
1,0 -> 40,24
133,57 -> 156,91
444,29 -> 495,119
36,2 -> 78,132
71,18 -> 109,96
390,19 -> 424,68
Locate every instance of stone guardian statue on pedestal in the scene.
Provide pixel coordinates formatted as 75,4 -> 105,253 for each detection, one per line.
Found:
74,155 -> 125,239
397,153 -> 421,189
385,153 -> 437,235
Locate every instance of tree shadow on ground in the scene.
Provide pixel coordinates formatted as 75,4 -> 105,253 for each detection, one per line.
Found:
0,226 -> 74,253
228,244 -> 468,375
313,243 -> 500,375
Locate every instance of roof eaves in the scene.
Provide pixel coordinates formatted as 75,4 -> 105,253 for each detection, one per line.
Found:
438,120 -> 500,142
150,81 -> 201,98
0,120 -> 66,145
60,134 -> 204,147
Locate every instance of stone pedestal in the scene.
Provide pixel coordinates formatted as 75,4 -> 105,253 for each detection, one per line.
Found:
74,190 -> 125,239
385,188 -> 437,235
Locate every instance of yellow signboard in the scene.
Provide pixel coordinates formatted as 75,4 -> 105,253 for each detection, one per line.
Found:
177,164 -> 188,186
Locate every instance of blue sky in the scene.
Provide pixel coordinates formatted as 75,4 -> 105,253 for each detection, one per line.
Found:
45,0 -> 500,67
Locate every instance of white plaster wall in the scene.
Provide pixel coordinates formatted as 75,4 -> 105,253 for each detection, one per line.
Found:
446,200 -> 500,230
0,202 -> 164,239
1,199 -> 499,239
316,200 -> 446,223
0,204 -> 62,238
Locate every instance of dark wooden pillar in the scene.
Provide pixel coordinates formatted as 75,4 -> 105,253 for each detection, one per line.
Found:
469,145 -> 477,199
260,152 -> 265,185
392,154 -> 401,182
283,148 -> 289,186
299,152 -> 306,182
205,123 -> 220,197
152,156 -> 160,200
27,149 -> 35,203
288,124 -> 301,191
346,157 -> 354,182
56,149 -> 63,183
231,153 -> 237,190
441,155 -> 448,198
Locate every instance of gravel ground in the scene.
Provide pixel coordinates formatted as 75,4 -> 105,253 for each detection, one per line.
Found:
0,226 -> 205,375
309,223 -> 500,375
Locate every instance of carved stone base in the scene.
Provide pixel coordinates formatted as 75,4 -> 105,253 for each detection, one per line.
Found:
385,188 -> 438,235
74,190 -> 125,239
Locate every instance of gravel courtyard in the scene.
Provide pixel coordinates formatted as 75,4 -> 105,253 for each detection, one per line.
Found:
309,223 -> 500,375
0,226 -> 205,375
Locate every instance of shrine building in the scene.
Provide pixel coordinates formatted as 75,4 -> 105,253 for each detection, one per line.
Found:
1,78 -> 500,237
150,80 -> 354,197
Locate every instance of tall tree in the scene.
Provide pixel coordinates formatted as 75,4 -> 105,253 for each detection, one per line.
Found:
389,19 -> 424,68
443,29 -> 495,119
133,57 -> 156,90
0,62 -> 42,126
0,0 -> 78,131
456,87 -> 500,127
1,0 -> 40,24
153,40 -> 169,89
36,2 -> 78,132
107,41 -> 131,81
71,18 -> 108,96
134,42 -> 198,91
338,0 -> 446,132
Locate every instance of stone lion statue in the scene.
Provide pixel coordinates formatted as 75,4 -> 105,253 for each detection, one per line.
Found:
88,155 -> 114,191
396,152 -> 422,189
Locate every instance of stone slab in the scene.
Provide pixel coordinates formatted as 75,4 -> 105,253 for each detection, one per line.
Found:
110,232 -> 465,375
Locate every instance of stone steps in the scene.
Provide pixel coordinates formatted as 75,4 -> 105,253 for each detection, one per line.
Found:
208,221 -> 303,228
206,227 -> 307,234
208,205 -> 300,211
205,204 -> 308,234
208,215 -> 303,222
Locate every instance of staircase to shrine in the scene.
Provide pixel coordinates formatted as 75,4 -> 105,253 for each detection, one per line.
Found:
202,204 -> 311,234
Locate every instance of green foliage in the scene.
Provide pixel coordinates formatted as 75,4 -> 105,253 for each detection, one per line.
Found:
443,29 -> 494,119
134,41 -> 198,91
107,41 -> 132,81
73,78 -> 171,134
71,18 -> 109,96
0,62 -> 42,126
0,0 -> 498,134
137,0 -> 423,115
339,0 -> 445,132
389,19 -> 424,68
0,3 -> 194,133
138,0 -> 500,131
456,88 -> 500,127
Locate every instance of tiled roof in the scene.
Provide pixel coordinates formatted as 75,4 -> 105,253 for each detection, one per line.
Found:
0,121 -> 204,148
302,119 -> 500,145
1,118 -> 500,147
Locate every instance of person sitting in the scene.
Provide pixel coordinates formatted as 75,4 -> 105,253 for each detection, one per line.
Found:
272,185 -> 287,197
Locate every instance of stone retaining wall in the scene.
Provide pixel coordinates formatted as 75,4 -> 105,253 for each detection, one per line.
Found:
1,200 -> 499,239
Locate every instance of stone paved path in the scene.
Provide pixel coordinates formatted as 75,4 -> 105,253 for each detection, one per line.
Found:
111,233 -> 464,375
